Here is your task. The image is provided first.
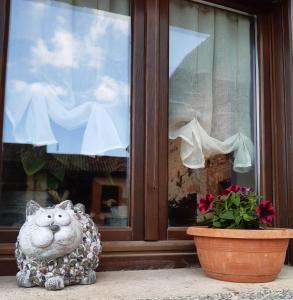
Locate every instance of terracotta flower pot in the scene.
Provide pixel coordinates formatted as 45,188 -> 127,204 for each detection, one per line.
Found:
187,227 -> 293,283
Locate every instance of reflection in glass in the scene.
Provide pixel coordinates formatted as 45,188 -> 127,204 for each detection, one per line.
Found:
0,0 -> 131,227
168,0 -> 256,226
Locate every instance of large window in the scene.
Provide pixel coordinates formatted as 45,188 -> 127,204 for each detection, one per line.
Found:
0,0 -> 259,231
0,0 -> 131,227
168,0 -> 256,226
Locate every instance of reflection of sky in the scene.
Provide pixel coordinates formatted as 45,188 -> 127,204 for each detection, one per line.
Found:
4,0 -> 209,158
169,26 -> 209,77
3,0 -> 131,157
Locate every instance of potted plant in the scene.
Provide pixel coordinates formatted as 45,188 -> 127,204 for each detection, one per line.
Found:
187,185 -> 293,283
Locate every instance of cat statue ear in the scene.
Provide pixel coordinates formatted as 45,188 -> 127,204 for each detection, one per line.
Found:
26,200 -> 41,217
57,200 -> 73,210
74,203 -> 85,213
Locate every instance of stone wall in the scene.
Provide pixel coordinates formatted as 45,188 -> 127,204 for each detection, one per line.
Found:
168,138 -> 232,203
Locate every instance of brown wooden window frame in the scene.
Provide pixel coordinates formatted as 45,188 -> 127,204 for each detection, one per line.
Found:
0,0 -> 293,274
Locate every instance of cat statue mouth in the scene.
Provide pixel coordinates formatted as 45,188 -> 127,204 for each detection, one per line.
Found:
18,200 -> 83,259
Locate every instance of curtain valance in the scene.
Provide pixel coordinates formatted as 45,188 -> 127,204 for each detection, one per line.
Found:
169,118 -> 253,173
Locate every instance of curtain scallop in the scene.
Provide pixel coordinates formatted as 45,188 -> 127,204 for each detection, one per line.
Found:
169,0 -> 254,173
3,0 -> 131,157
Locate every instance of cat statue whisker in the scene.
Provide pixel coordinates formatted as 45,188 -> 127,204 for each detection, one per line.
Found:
15,200 -> 101,290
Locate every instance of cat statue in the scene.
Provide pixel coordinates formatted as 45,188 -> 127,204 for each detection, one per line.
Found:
15,200 -> 101,290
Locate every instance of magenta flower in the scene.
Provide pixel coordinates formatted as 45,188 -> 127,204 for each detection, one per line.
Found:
256,200 -> 275,224
223,185 -> 241,195
198,194 -> 214,213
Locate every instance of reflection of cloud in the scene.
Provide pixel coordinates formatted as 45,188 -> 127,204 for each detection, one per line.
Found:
92,11 -> 130,37
31,31 -> 79,69
12,80 -> 66,97
94,76 -> 129,103
112,18 -> 130,36
31,28 -> 104,70
57,16 -> 66,25
30,11 -> 129,70
31,1 -> 49,11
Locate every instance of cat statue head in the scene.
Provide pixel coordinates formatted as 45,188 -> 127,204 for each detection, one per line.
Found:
18,200 -> 83,259
15,200 -> 101,290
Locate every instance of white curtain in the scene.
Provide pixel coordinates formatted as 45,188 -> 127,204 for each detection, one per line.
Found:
3,0 -> 130,157
169,0 -> 254,173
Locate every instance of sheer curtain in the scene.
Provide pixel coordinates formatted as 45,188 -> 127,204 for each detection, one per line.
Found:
169,0 -> 254,173
3,0 -> 131,157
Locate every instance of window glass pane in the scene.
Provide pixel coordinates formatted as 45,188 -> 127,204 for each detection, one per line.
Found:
0,0 -> 131,227
168,0 -> 256,226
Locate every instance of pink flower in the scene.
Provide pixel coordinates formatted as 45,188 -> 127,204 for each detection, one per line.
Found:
223,185 -> 241,195
256,200 -> 275,224
198,194 -> 214,213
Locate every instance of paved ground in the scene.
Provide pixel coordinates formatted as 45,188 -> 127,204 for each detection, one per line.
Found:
1,266 -> 293,300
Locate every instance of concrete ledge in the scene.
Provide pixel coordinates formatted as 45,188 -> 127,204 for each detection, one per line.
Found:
1,266 -> 293,300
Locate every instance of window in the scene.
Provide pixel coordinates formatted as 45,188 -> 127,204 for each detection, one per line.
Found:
168,0 -> 257,226
0,0 -> 131,227
1,0 -> 291,273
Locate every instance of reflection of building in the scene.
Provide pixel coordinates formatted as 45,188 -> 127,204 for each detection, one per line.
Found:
168,139 -> 232,226
91,179 -> 128,226
169,139 -> 231,200
1,144 -> 128,227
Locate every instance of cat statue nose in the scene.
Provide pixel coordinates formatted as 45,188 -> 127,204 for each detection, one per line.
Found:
49,224 -> 60,233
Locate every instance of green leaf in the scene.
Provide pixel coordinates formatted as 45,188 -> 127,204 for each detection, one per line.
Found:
212,221 -> 222,227
227,223 -> 240,229
50,169 -> 65,182
219,210 -> 234,220
197,218 -> 213,226
235,215 -> 242,225
47,174 -> 60,190
243,214 -> 255,221
232,194 -> 240,206
21,153 -> 46,176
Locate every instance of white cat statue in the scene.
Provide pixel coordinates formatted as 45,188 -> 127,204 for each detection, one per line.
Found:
15,200 -> 101,290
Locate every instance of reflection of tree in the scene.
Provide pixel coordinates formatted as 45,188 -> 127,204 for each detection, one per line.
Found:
3,143 -> 127,204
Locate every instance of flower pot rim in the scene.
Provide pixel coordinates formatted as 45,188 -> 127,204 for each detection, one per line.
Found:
187,226 -> 293,239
